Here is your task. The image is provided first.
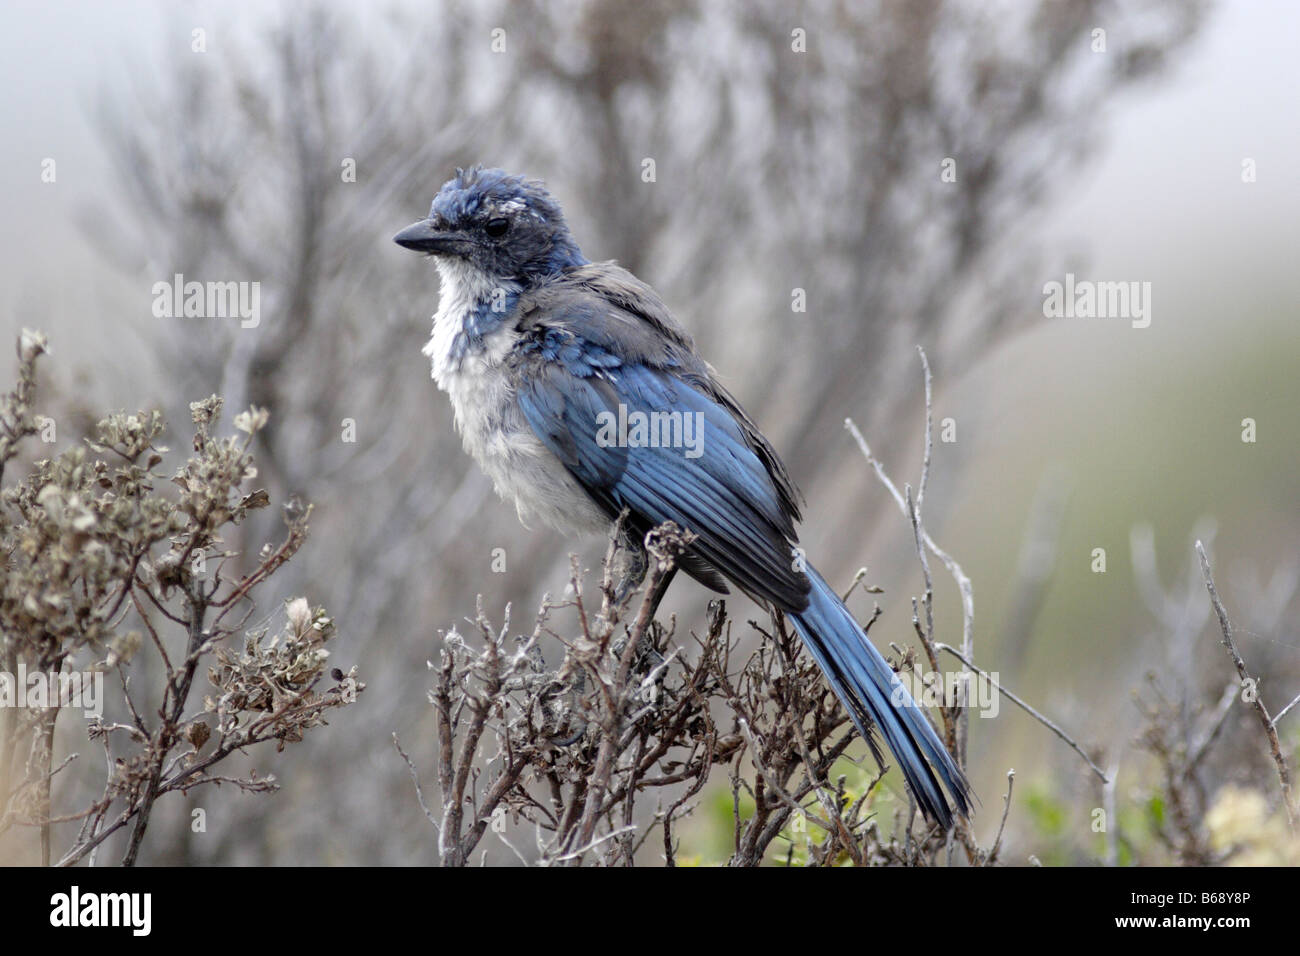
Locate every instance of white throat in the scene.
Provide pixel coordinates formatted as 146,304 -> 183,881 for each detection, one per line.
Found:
421,257 -> 519,389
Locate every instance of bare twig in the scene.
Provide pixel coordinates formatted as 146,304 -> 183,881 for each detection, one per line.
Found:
935,642 -> 1109,784
1196,541 -> 1295,829
986,769 -> 1015,866
393,733 -> 439,832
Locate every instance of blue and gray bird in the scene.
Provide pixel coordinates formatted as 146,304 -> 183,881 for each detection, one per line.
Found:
395,166 -> 972,828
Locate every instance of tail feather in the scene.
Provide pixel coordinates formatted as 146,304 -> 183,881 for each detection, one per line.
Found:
789,564 -> 972,829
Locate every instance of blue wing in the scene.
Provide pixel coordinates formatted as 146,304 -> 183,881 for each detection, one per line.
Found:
512,322 -> 810,611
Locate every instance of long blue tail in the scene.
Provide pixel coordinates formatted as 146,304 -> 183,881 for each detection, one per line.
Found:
789,564 -> 972,829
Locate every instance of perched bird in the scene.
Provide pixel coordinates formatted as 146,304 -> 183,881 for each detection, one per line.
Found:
395,166 -> 972,828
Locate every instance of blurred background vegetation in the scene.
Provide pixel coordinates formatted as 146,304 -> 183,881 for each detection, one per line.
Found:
2,0 -> 1298,864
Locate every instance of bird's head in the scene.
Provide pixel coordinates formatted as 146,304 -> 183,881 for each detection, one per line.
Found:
393,166 -> 587,282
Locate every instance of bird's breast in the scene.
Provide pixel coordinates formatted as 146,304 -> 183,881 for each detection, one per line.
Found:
426,271 -> 606,535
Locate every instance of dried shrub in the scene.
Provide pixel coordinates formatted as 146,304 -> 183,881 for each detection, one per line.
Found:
0,332 -> 362,866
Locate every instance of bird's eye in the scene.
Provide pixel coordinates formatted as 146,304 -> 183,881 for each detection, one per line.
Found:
485,218 -> 510,238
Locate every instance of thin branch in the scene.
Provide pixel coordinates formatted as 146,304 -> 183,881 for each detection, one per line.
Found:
935,642 -> 1109,784
1273,692 -> 1300,729
985,769 -> 1015,866
393,733 -> 439,832
1196,540 -> 1295,828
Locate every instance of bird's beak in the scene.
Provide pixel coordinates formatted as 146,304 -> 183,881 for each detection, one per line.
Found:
393,219 -> 474,256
